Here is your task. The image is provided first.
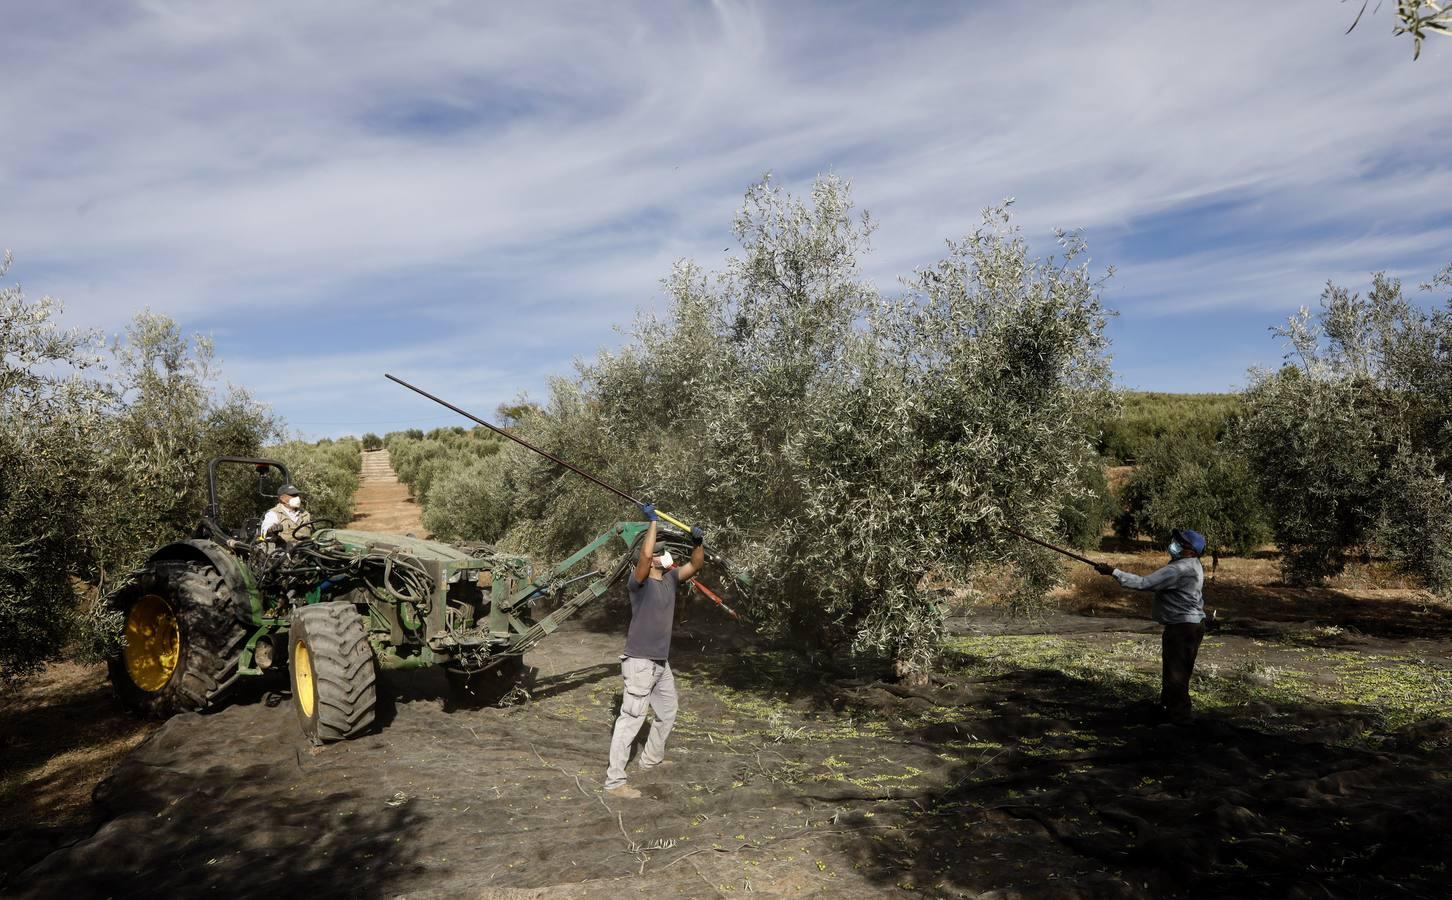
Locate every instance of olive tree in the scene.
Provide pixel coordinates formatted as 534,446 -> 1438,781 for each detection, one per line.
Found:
480,178 -> 1114,678
1347,0 -> 1450,59
1,257 -> 279,678
1237,267 -> 1452,590
1115,426 -> 1269,562
0,254 -> 112,678
89,313 -> 278,580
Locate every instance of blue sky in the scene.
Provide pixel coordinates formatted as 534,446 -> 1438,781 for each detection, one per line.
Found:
3,2 -> 1449,437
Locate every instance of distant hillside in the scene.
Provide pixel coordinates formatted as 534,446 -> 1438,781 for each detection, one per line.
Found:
1099,391 -> 1242,464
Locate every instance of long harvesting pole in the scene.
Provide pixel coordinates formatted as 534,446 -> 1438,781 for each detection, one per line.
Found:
384,374 -> 695,533
1003,526 -> 1102,569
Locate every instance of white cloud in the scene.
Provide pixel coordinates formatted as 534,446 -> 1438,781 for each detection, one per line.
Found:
3,1 -> 1448,434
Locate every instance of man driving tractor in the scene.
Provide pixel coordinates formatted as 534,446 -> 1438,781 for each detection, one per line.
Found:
258,484 -> 311,544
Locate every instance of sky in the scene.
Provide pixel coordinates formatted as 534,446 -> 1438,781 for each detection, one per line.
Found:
3,1 -> 1449,438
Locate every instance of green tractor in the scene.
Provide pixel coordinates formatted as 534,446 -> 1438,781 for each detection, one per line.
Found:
108,456 -> 675,743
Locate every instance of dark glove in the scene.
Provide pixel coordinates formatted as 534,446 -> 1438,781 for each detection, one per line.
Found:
640,503 -> 658,522
691,526 -> 705,547
1095,563 -> 1115,577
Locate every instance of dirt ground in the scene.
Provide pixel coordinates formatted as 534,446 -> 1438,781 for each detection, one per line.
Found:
7,599 -> 1451,899
5,459 -> 1452,898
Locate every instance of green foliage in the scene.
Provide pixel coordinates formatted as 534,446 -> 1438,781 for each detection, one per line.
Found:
361,432 -> 383,451
1,257 -> 279,678
1057,457 -> 1115,551
1,254 -> 112,679
1115,432 -> 1269,557
388,428 -> 502,504
421,451 -> 516,543
496,401 -> 542,426
1377,446 -> 1452,593
1098,392 -> 1241,464
1237,267 -> 1452,589
1237,370 -> 1395,582
267,437 -> 362,527
1346,0 -> 1451,60
87,313 -> 279,578
425,178 -> 1115,675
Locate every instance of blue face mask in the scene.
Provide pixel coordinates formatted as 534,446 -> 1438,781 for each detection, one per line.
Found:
1168,540 -> 1183,559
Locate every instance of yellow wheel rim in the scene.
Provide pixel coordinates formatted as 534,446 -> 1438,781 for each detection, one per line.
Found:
122,593 -> 180,692
294,640 -> 316,717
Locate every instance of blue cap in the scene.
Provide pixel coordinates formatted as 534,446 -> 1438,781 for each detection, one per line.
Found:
1173,529 -> 1207,555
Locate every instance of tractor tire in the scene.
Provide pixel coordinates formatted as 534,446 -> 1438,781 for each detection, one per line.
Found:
290,602 -> 378,744
109,561 -> 250,717
445,655 -> 528,707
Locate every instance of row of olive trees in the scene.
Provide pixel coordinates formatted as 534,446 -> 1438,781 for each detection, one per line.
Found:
1238,267 -> 1452,590
1111,265 -> 1452,594
382,426 -> 514,543
409,177 -> 1116,678
0,253 -> 360,679
268,437 -> 363,526
392,181 -> 1452,677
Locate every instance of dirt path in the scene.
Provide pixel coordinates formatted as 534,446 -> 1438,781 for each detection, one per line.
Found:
348,448 -> 426,535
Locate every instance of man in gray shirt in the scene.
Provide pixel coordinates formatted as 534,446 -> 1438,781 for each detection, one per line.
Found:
604,504 -> 705,799
1097,528 -> 1207,723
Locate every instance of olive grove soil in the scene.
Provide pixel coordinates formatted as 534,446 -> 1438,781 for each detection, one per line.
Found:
5,595 -> 1451,899
4,454 -> 1450,897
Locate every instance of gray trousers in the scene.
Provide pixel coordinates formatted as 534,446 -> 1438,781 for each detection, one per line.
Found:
605,657 -> 677,788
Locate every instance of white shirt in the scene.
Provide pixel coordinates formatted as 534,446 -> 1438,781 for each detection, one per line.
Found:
259,506 -> 303,538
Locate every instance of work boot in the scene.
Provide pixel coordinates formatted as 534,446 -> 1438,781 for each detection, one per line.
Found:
639,759 -> 674,772
605,784 -> 642,799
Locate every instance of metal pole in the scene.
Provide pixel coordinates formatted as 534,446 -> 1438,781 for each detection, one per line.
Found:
1003,526 -> 1102,569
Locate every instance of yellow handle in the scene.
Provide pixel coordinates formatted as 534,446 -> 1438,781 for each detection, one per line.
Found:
657,510 -> 693,533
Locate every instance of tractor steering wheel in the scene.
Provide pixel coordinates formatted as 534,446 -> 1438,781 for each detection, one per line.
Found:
291,518 -> 336,541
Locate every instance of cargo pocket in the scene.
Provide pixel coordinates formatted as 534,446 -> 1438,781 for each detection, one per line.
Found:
620,659 -> 654,717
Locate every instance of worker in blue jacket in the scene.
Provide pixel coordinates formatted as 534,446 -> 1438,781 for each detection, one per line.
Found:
1098,529 -> 1207,723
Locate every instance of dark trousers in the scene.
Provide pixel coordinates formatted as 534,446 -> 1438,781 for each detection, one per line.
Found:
1160,622 -> 1205,718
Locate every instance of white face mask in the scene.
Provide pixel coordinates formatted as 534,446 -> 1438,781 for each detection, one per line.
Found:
287,496 -> 303,510
1168,540 -> 1182,559
653,551 -> 674,570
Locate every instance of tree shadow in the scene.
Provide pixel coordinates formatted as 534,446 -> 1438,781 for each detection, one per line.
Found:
0,669 -> 157,872
1078,575 -> 1452,642
526,662 -> 616,702
5,758 -> 427,899
832,661 -> 1452,898
1206,581 -> 1452,640
1098,534 -> 1160,553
